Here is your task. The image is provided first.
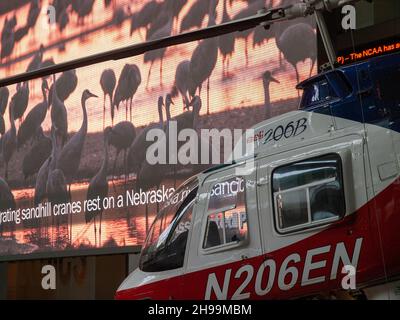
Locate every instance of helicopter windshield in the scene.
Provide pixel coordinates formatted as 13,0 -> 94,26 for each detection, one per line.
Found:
139,178 -> 198,272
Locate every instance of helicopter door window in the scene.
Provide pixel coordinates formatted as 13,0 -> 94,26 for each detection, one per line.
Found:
300,80 -> 337,109
203,177 -> 248,250
272,154 -> 345,233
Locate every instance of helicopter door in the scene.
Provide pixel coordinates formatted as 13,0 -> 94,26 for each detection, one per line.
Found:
367,61 -> 400,279
184,166 -> 263,300
256,135 -> 385,296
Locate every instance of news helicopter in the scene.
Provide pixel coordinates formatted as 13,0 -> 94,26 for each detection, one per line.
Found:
116,0 -> 400,300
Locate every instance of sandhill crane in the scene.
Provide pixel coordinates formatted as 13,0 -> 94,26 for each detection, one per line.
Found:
167,95 -> 202,134
165,0 -> 188,31
171,60 -> 196,108
17,79 -> 49,149
54,90 -> 97,245
2,104 -> 17,181
276,22 -> 316,86
49,70 -> 78,104
34,127 -> 58,206
2,16 -> 17,35
113,64 -> 141,121
51,74 -> 68,146
162,94 -> 202,188
0,87 -> 9,116
108,121 -> 136,187
0,17 -> 16,63
0,115 -> 4,136
27,0 -> 40,30
85,127 -> 111,247
100,69 -> 116,128
14,25 -> 30,56
46,126 -> 69,239
262,71 -> 279,119
127,96 -> 164,176
144,11 -> 173,90
219,0 -> 235,78
51,0 -> 70,33
10,82 -> 29,122
0,176 -> 15,211
0,177 -> 15,235
180,0 -> 217,33
22,127 -> 52,181
57,7 -> 70,34
41,58 -> 56,70
252,24 -> 274,48
189,0 -> 218,115
252,1 -> 275,48
57,89 -> 98,195
130,1 -> 164,38
233,0 -> 265,66
72,0 -> 96,26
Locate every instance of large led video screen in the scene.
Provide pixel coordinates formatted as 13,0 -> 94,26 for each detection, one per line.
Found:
0,0 -> 316,260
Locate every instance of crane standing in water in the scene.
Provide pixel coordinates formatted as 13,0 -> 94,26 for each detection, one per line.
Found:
2,103 -> 17,181
56,89 -> 97,242
171,60 -> 195,108
180,0 -> 217,33
86,127 -> 111,247
189,0 -> 218,115
49,70 -> 79,104
113,64 -> 141,122
100,69 -> 116,128
0,176 -> 16,236
276,22 -> 317,88
107,121 -> 136,188
127,96 -> 165,182
0,87 -> 9,116
57,89 -> 98,197
10,82 -> 29,123
219,0 -> 236,79
17,79 -> 49,149
144,9 -> 173,90
22,127 -> 52,182
262,71 -> 280,119
51,74 -> 68,146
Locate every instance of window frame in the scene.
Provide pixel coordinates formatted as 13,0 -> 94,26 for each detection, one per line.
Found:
272,154 -> 346,235
201,176 -> 249,255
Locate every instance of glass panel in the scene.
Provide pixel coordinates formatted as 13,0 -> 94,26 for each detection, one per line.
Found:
310,181 -> 344,221
203,176 -> 247,249
204,213 -> 224,249
224,211 -> 247,244
208,177 -> 244,212
276,189 -> 308,229
273,155 -> 340,193
273,154 -> 345,231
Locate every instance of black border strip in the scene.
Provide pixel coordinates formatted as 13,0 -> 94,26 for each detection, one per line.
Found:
0,244 -> 142,262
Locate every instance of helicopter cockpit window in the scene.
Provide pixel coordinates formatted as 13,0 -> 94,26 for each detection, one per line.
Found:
300,79 -> 337,109
272,154 -> 345,233
203,177 -> 248,250
139,178 -> 198,272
